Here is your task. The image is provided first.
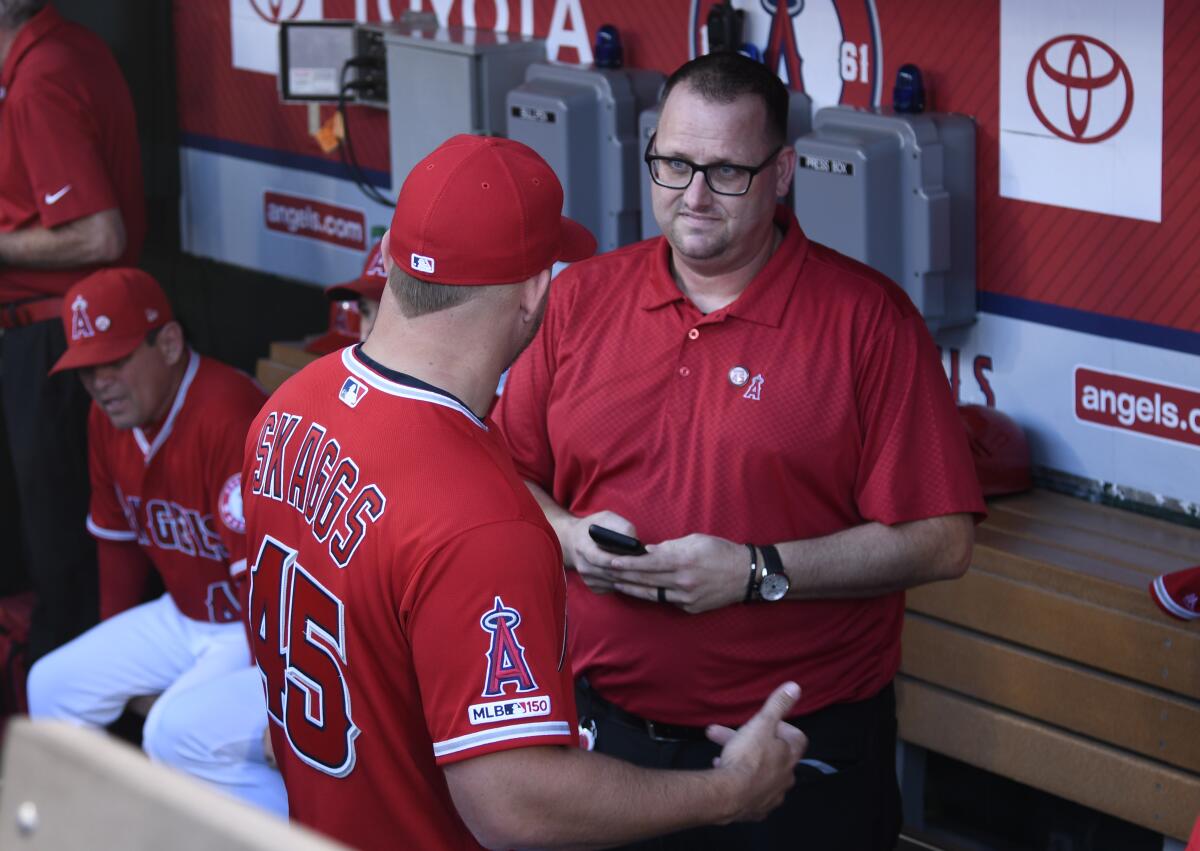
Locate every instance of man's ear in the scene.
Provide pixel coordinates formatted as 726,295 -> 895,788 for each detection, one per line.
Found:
519,268 -> 553,322
156,321 -> 186,366
774,145 -> 797,199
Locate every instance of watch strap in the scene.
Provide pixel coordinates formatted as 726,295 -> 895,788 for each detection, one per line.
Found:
760,544 -> 784,580
743,544 -> 758,603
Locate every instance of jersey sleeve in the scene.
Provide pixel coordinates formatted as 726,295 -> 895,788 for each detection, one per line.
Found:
406,520 -> 577,766
210,386 -> 265,576
85,405 -> 137,542
98,539 -> 153,620
493,280 -> 568,490
853,311 -> 987,525
9,83 -> 118,229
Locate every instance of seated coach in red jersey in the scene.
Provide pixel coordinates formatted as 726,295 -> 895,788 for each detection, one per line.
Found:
0,0 -> 145,661
27,268 -> 286,817
494,51 -> 987,851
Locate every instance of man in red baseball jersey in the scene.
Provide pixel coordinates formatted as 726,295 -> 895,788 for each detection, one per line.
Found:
326,239 -> 387,342
306,239 -> 389,356
0,0 -> 145,660
494,52 -> 985,850
26,268 -> 286,817
243,134 -> 807,850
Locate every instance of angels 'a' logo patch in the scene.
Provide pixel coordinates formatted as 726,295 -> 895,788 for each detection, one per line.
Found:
70,295 -> 95,340
218,473 -> 245,534
480,596 -> 538,697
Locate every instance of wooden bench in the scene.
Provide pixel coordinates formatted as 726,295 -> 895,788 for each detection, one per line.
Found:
897,489 -> 1200,847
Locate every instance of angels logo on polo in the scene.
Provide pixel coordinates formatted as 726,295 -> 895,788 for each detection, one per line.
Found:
70,295 -> 95,340
219,473 -> 245,534
743,373 -> 765,401
688,1 -> 884,109
479,596 -> 538,697
338,377 -> 368,409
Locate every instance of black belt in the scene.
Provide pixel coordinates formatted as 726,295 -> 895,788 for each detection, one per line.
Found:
577,679 -> 712,743
0,297 -> 62,329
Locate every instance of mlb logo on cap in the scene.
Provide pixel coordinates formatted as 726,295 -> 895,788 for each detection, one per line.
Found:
411,254 -> 435,275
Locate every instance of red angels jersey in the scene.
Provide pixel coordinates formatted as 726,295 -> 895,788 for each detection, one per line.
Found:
86,352 -> 266,623
242,345 -> 576,851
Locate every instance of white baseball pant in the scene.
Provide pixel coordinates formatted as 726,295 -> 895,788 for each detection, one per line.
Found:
27,593 -> 287,818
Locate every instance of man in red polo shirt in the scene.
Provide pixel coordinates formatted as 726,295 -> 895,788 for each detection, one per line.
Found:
495,52 -> 986,850
0,0 -> 144,659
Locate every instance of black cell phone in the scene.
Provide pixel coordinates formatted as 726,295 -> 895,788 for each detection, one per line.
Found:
588,524 -> 647,556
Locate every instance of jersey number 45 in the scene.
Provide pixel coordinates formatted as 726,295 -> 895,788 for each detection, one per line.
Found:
249,536 -> 361,778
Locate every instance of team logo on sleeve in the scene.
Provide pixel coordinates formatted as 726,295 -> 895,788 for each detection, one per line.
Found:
338,377 -> 368,409
479,596 -> 538,697
70,296 -> 95,340
218,473 -> 245,534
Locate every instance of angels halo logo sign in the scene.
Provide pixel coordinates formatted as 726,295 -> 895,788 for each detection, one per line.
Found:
688,0 -> 883,109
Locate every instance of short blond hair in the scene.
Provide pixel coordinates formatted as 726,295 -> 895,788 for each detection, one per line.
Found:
387,267 -> 504,318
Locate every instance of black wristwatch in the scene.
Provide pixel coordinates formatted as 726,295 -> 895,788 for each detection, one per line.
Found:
757,544 -> 790,602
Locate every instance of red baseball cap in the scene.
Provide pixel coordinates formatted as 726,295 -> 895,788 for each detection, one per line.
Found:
389,134 -> 596,285
1150,564 -> 1200,622
326,240 -> 388,303
49,268 -> 173,374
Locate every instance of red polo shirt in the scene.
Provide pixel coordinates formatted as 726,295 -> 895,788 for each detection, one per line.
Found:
495,206 -> 985,725
0,6 -> 144,302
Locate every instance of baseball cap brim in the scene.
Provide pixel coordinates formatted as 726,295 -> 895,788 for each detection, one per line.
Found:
325,280 -> 375,302
48,334 -> 145,375
558,216 -> 597,264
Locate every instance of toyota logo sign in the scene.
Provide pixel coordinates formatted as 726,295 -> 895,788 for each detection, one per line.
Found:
1026,34 -> 1133,144
248,0 -> 306,24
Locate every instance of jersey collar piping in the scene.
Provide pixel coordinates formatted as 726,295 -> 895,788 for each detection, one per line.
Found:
133,349 -> 200,465
342,345 -> 487,431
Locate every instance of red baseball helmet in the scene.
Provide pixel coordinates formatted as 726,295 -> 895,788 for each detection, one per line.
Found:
957,404 -> 1033,498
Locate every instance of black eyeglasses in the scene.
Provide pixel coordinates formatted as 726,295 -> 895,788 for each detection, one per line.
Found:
643,133 -> 783,197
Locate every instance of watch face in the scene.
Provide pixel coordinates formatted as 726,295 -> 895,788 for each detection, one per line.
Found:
760,573 -> 789,602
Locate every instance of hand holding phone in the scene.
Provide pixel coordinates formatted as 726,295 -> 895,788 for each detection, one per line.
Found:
588,524 -> 647,556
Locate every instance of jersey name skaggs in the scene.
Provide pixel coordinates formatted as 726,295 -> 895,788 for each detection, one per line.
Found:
249,411 -> 386,568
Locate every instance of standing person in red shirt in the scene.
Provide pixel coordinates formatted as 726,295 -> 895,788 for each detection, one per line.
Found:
26,268 -> 286,817
494,51 -> 986,850
0,0 -> 145,660
243,134 -> 807,850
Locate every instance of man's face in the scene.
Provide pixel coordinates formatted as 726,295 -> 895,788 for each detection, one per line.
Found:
358,297 -> 379,342
78,338 -> 175,430
650,85 -> 789,267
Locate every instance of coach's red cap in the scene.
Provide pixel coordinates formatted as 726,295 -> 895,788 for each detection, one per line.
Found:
326,240 -> 388,303
50,268 -> 173,374
389,134 -> 596,285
